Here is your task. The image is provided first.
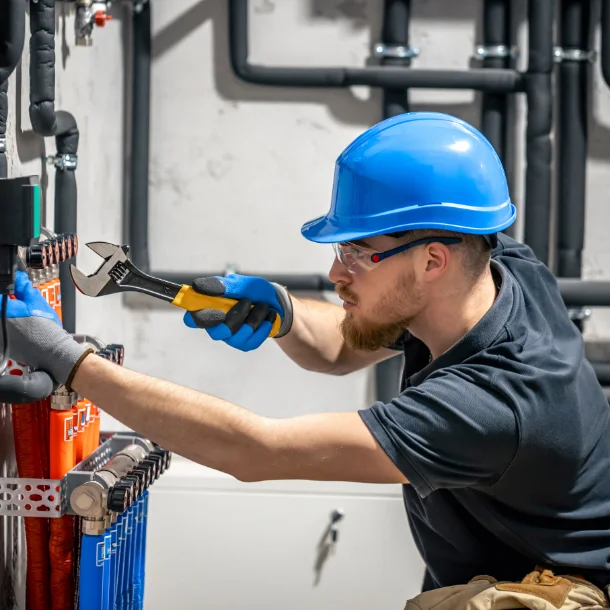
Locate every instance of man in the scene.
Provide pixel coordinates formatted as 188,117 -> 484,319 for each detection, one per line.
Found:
5,112 -> 610,598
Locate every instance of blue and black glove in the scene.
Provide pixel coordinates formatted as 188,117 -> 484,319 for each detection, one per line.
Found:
0,271 -> 91,386
183,274 -> 293,351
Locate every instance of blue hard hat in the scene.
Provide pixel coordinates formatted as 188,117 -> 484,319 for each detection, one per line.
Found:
301,112 -> 517,244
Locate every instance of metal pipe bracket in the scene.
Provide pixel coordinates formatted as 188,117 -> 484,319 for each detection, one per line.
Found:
0,432 -> 167,518
474,45 -> 519,61
553,47 -> 597,63
46,153 -> 78,171
373,43 -> 420,60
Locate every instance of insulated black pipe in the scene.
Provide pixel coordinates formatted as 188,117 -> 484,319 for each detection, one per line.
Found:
228,0 -> 524,93
601,1 -> 610,88
129,0 -> 152,273
127,1 -> 336,296
556,0 -> 591,285
29,0 -> 79,333
374,0 -> 410,403
380,0 -> 411,119
480,0 -> 510,164
522,0 -> 554,267
0,0 -> 26,180
556,279 -> 610,307
592,362 -> 610,386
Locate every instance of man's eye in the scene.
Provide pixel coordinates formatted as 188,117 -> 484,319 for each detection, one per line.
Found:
349,247 -> 365,259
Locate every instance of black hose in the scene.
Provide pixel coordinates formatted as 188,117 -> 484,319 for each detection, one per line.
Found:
0,0 -> 26,179
380,0 -> 411,119
592,362 -> 610,386
228,0 -> 523,93
601,1 -> 610,88
373,0 -> 410,404
29,0 -> 79,333
522,0 -> 554,267
480,0 -> 510,164
129,0 -> 152,272
556,279 -> 610,307
556,0 -> 591,281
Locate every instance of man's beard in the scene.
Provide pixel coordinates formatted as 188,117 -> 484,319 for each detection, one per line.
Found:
336,274 -> 422,352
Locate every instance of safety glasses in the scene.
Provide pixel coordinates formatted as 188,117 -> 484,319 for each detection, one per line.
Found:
332,236 -> 463,274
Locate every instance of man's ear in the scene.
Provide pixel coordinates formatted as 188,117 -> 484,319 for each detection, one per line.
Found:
423,243 -> 450,280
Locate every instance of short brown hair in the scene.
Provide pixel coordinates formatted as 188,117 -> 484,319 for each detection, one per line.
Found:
390,229 -> 492,280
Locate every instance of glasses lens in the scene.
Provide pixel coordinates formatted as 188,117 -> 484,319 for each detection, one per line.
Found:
333,242 -> 373,273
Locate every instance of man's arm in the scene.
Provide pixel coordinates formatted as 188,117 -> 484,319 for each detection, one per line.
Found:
275,296 -> 400,375
72,354 -> 408,485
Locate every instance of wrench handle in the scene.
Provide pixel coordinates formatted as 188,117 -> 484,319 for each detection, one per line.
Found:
170,285 -> 282,338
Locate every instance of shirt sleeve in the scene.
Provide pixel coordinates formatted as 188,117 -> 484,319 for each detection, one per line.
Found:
359,366 -> 519,498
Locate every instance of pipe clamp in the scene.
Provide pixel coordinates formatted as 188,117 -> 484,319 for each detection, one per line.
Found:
47,153 -> 78,171
474,45 -> 519,60
568,307 -> 592,321
373,43 -> 419,60
554,47 -> 597,63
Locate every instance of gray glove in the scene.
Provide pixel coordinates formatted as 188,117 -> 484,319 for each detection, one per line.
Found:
2,272 -> 92,387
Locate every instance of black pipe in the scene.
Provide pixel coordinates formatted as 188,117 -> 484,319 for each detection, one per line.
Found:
380,0 -> 412,119
522,0 -> 554,267
480,0 -> 511,164
127,1 -> 336,296
129,0 -> 151,273
0,0 -> 26,180
228,0 -> 524,93
374,0 -> 410,403
556,0 -> 591,331
556,279 -> 610,307
601,1 -> 610,88
592,362 -> 610,386
29,0 -> 79,333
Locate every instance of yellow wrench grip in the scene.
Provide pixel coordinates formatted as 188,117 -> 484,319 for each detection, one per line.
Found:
170,285 -> 282,338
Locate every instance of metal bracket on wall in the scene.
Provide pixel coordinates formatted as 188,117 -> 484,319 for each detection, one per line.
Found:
473,44 -> 519,61
0,433 -> 160,518
372,43 -> 420,60
553,47 -> 597,63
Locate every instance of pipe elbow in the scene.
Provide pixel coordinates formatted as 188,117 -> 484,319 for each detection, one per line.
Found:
29,101 -> 58,137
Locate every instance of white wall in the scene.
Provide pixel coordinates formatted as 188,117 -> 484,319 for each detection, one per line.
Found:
3,0 -> 610,608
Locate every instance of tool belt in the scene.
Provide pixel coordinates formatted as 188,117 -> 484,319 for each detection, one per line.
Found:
405,567 -> 610,610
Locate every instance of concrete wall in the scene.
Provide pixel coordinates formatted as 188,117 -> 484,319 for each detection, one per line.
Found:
3,0 -> 610,607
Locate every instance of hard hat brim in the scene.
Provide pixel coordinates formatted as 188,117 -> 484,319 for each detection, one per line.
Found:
301,202 -> 517,244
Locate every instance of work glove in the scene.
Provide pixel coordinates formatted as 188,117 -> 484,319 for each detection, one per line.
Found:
0,271 -> 92,387
183,274 -> 293,351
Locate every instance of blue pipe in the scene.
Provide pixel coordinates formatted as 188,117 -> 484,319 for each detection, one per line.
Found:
115,512 -> 128,610
121,505 -> 135,610
135,492 -> 150,609
101,532 -> 112,610
111,516 -> 122,610
78,533 -> 105,610
132,498 -> 145,610
128,502 -> 141,609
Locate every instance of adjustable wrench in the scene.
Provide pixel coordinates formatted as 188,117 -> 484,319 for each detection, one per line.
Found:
69,242 -> 283,337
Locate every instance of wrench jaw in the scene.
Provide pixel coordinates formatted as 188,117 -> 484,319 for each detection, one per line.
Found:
69,241 -> 131,297
69,264 -> 124,297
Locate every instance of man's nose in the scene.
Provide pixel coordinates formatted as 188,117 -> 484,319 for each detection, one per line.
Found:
329,256 -> 352,285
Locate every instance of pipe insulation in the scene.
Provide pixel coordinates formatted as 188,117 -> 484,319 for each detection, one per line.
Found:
228,0 -> 524,92
0,0 -> 26,179
556,0 -> 591,281
523,0 -> 554,267
480,0 -> 511,165
602,0 -> 610,89
29,0 -> 79,334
